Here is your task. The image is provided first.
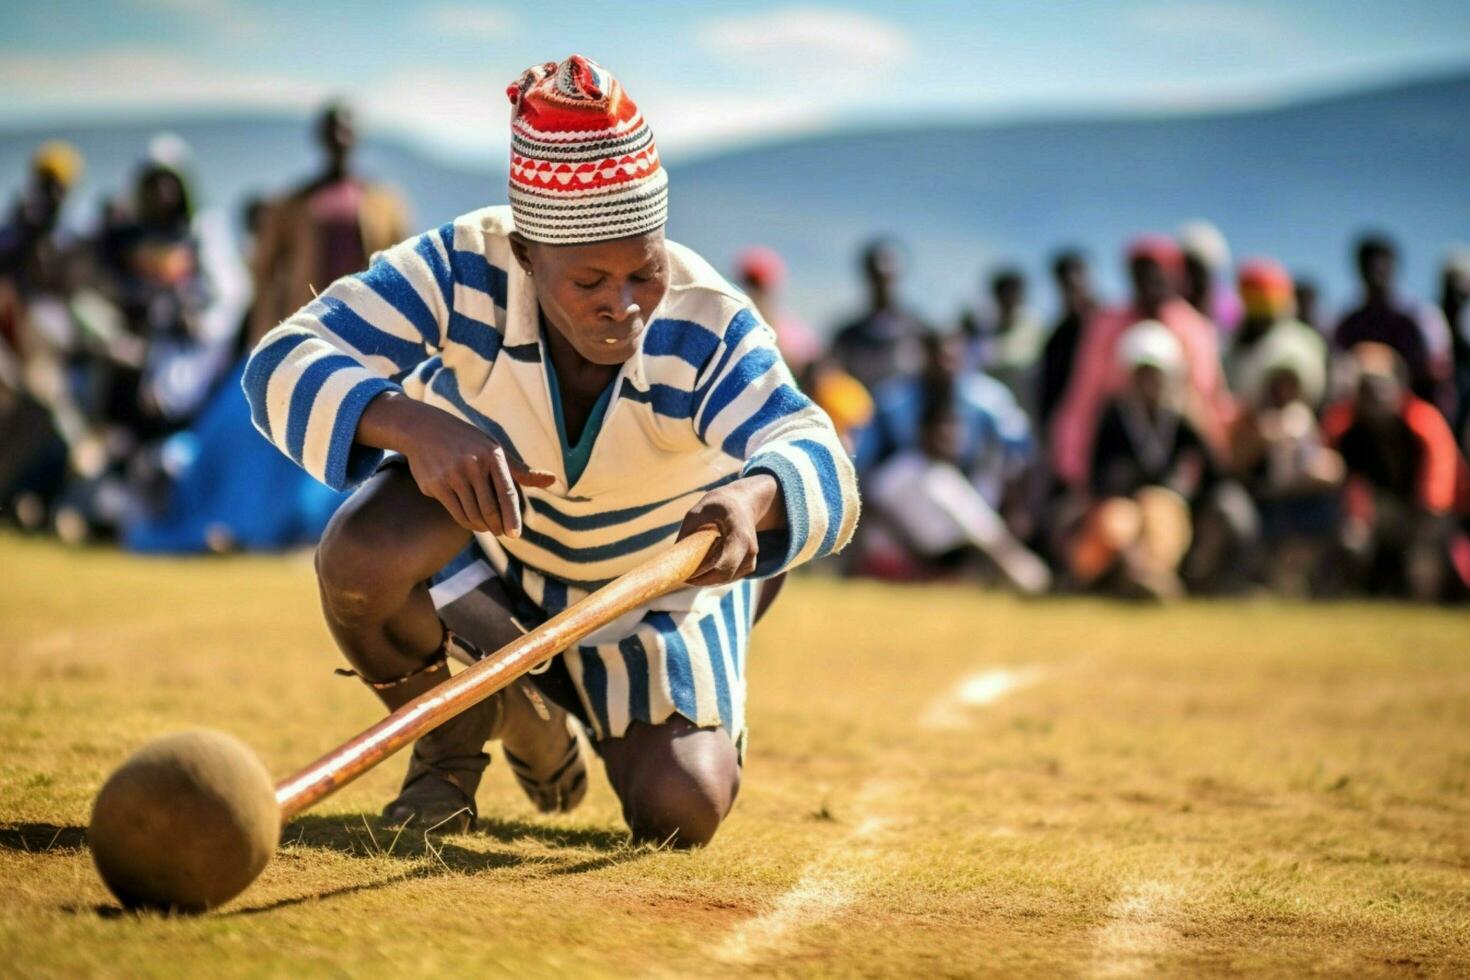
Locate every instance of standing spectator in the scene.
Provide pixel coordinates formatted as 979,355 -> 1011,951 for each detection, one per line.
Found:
1333,233 -> 1454,416
0,141 -> 87,523
963,265 -> 1047,420
1050,235 -> 1233,488
1438,247 -> 1470,430
735,245 -> 821,375
1178,220 -> 1241,333
1224,258 -> 1326,400
248,102 -> 409,347
1070,321 -> 1217,599
830,238 -> 926,390
1322,343 -> 1465,600
1038,248 -> 1095,433
1293,275 -> 1325,335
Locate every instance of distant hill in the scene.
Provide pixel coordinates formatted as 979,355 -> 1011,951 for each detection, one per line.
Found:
2,71 -> 1467,330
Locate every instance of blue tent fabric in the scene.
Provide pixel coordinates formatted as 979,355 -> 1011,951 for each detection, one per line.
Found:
124,358 -> 349,553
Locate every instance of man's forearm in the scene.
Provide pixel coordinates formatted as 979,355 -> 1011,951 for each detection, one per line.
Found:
356,390 -> 443,454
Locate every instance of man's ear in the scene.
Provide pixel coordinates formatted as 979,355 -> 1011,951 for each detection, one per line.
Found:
507,231 -> 535,276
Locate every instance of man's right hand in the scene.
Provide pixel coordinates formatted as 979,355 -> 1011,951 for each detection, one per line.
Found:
357,391 -> 555,536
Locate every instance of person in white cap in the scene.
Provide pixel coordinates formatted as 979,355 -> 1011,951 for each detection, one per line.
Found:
1068,320 -> 1218,598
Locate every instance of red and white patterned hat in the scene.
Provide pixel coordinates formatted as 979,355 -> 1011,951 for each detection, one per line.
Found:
506,55 -> 668,245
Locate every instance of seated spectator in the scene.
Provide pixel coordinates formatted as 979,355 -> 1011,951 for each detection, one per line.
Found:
866,384 -> 1051,594
1228,326 -> 1345,593
1069,321 -> 1217,599
962,265 -> 1047,420
830,238 -> 926,391
735,245 -> 821,376
856,330 -> 1043,590
1333,233 -> 1454,416
1178,220 -> 1241,333
1322,343 -> 1467,600
1050,235 -> 1233,488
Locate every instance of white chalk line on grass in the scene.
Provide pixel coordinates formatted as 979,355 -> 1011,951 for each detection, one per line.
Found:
714,665 -> 1048,965
1089,880 -> 1183,978
920,665 -> 1044,731
711,784 -> 895,965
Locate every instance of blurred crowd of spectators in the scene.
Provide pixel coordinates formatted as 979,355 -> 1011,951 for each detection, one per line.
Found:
780,224 -> 1470,602
4,106 -> 1469,602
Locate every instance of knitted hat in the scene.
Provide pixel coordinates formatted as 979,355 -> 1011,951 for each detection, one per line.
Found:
1126,234 -> 1186,284
1237,257 -> 1294,319
506,55 -> 668,245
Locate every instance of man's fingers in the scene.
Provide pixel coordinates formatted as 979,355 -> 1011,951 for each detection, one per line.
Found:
484,451 -> 523,537
435,484 -> 478,532
461,470 -> 504,535
508,457 -> 557,489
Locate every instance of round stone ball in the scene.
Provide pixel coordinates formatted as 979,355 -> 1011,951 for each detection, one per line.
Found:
89,730 -> 279,913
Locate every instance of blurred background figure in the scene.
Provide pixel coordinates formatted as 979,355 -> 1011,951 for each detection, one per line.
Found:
0,140 -> 86,527
857,329 -> 1045,591
123,194 -> 348,554
1038,248 -> 1095,435
1438,246 -> 1470,432
1227,304 -> 1343,594
830,238 -> 926,391
735,245 -> 821,376
962,264 -> 1047,421
1178,220 -> 1241,334
1069,321 -> 1216,599
1322,343 -> 1466,600
1333,233 -> 1454,417
1050,234 -> 1233,489
248,102 -> 408,348
1293,274 -> 1325,335
1225,258 -> 1325,396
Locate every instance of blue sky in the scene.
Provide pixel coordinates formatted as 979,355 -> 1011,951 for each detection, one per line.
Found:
3,0 -> 1468,162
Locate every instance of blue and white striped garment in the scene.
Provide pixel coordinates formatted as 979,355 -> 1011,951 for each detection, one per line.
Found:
243,205 -> 859,745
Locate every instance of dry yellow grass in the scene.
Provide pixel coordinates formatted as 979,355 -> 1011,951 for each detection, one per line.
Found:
1,531 -> 1468,977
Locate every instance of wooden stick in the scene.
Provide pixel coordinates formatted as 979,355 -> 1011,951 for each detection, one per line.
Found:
275,528 -> 719,821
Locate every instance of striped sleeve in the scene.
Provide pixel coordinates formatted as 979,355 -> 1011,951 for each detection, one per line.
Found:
692,308 -> 861,576
241,227 -> 452,490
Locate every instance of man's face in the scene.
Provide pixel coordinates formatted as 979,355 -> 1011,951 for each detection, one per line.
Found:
321,109 -> 357,160
1058,262 -> 1090,308
1356,373 -> 1401,426
1360,250 -> 1395,294
1132,363 -> 1166,408
521,229 -> 670,366
864,245 -> 902,297
1130,258 -> 1172,312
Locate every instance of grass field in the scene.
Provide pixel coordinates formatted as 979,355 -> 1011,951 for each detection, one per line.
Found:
2,531 -> 1468,977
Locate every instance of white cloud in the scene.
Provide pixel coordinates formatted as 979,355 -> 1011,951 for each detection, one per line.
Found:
130,0 -> 265,40
1127,2 -> 1291,45
0,47 -> 321,115
698,6 -> 913,70
422,4 -> 516,41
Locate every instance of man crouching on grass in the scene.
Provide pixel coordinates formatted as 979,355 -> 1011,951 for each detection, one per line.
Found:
242,56 -> 859,847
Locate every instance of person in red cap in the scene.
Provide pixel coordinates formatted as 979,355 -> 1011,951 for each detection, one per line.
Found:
243,56 -> 859,845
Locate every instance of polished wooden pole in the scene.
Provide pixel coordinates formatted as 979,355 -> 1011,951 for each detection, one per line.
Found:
275,528 -> 718,821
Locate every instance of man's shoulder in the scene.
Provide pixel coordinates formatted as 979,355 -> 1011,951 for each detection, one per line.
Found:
660,239 -> 756,338
445,205 -> 515,242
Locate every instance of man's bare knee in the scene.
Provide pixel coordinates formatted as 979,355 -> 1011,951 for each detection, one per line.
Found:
316,500 -> 406,630
606,721 -> 741,848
